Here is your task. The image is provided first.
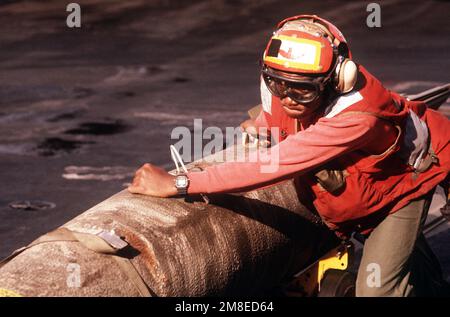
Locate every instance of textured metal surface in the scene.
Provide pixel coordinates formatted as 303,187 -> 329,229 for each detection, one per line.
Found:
0,145 -> 339,296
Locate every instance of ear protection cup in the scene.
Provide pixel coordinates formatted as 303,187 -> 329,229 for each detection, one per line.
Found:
334,58 -> 358,93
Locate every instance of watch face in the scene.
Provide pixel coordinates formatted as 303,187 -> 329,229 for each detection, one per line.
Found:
176,175 -> 189,188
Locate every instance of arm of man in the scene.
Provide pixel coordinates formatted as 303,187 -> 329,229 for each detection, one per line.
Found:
187,114 -> 389,194
128,114 -> 395,197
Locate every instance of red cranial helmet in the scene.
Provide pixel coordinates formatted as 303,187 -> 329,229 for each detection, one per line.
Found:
262,14 -> 357,95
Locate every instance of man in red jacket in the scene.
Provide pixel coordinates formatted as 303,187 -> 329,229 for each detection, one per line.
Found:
128,15 -> 449,296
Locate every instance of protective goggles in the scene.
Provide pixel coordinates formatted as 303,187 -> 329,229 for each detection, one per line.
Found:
261,66 -> 329,104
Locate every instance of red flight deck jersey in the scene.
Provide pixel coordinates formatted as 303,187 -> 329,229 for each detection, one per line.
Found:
187,66 -> 449,238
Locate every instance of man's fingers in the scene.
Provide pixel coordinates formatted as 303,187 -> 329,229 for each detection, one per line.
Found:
240,120 -> 257,134
134,165 -> 148,176
131,173 -> 144,188
134,163 -> 152,176
245,127 -> 258,136
127,184 -> 144,194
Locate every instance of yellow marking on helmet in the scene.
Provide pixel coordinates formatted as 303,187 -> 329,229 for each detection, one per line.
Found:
264,35 -> 322,71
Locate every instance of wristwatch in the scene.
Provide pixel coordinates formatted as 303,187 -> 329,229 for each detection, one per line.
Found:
174,173 -> 189,195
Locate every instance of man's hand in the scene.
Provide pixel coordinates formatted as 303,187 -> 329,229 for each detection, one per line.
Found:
240,119 -> 271,147
240,119 -> 258,137
128,163 -> 177,197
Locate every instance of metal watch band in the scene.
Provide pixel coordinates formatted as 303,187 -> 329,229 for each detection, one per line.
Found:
175,173 -> 189,196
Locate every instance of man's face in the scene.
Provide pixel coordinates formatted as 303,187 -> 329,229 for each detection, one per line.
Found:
280,94 -> 323,119
263,67 -> 326,119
